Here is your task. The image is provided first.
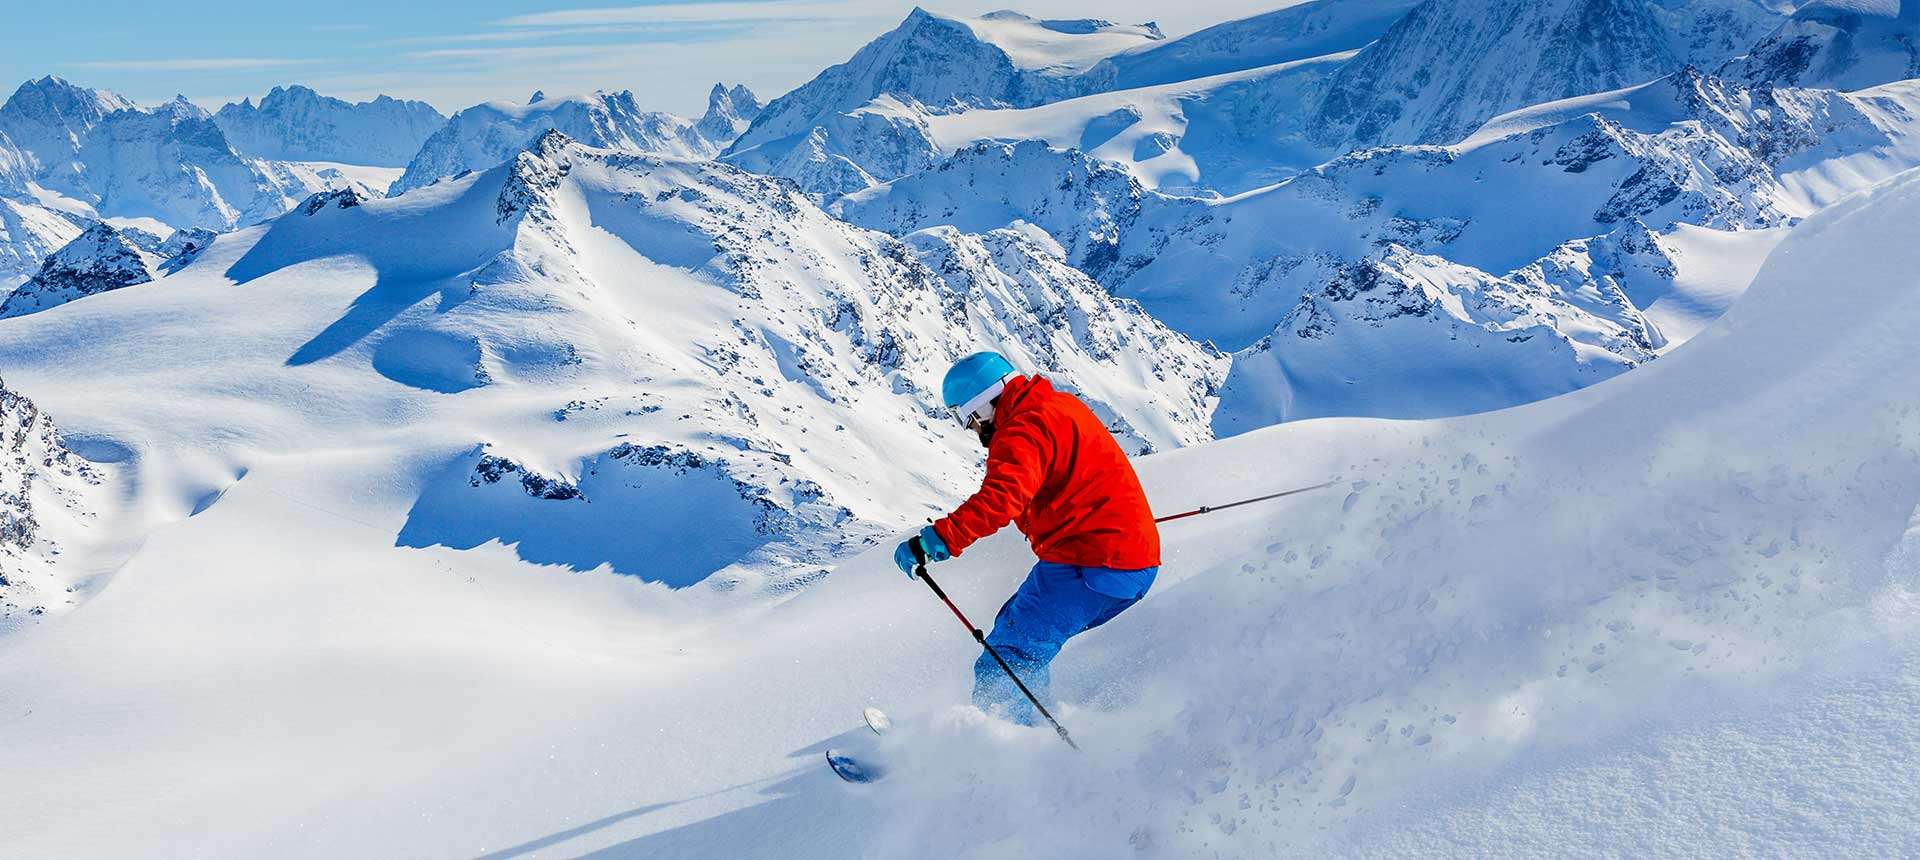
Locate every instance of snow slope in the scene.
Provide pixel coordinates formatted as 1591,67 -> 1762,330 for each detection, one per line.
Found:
844,69 -> 1920,427
389,91 -> 727,196
915,52 -> 1354,195
1722,0 -> 1920,90
1088,0 -> 1420,91
1311,0 -> 1787,148
0,129 -> 1219,600
1,158 -> 1916,860
721,8 -> 1170,197
0,195 -> 87,287
214,85 -> 447,167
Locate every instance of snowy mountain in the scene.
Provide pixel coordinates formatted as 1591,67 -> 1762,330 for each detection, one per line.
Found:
845,68 -> 1920,426
0,197 -> 87,287
1088,0 -> 1421,90
722,9 -> 1166,196
1310,0 -> 1789,149
694,83 -> 763,146
62,96 -> 369,232
0,374 -> 103,630
1721,0 -> 1920,90
389,90 -> 732,197
729,1 -> 1795,200
0,130 -> 1219,600
732,8 -> 1162,149
0,221 -> 211,319
0,76 -> 135,176
214,85 -> 446,167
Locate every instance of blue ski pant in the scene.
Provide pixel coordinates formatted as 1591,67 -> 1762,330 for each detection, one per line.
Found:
973,561 -> 1158,726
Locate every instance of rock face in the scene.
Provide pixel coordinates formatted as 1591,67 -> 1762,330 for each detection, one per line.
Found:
0,375 -> 102,627
694,83 -> 763,147
1720,0 -> 1920,90
1311,0 -> 1785,149
388,91 -> 720,196
214,85 -> 447,167
0,221 -> 214,318
0,76 -> 136,175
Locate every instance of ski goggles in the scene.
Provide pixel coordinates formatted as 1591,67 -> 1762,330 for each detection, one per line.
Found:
951,375 -> 1011,429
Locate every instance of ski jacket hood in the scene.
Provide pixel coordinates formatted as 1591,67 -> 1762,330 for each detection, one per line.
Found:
932,375 -> 1161,569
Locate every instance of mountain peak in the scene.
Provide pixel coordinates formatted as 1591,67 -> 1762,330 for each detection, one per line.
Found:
213,85 -> 448,167
1721,0 -> 1920,89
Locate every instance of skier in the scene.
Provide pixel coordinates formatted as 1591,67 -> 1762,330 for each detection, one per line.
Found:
895,351 -> 1160,726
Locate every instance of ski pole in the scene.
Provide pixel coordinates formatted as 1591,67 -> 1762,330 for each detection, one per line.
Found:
1153,478 -> 1341,524
913,544 -> 1078,751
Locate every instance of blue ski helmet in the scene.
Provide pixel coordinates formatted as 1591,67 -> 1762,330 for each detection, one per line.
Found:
942,351 -> 1018,427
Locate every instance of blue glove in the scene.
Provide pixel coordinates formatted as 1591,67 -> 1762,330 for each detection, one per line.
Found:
892,526 -> 952,578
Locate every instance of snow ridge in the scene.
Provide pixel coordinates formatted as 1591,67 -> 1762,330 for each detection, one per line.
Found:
1721,0 -> 1920,90
214,85 -> 447,167
389,89 -> 730,197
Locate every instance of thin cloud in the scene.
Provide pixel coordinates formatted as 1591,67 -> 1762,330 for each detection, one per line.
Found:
403,33 -> 746,63
383,22 -> 745,48
496,1 -> 863,28
67,57 -> 327,72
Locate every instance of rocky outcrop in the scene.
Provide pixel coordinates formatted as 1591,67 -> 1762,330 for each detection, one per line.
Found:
0,375 -> 102,625
1,221 -> 213,318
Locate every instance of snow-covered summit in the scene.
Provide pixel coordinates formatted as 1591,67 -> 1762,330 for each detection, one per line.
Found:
1088,0 -> 1421,90
1,221 -> 162,319
215,85 -> 447,167
66,96 -> 318,231
695,82 -> 763,145
726,7 -> 1160,162
1721,0 -> 1920,89
0,76 -> 135,174
961,10 -> 1165,74
388,90 -> 722,196
1311,0 -> 1787,148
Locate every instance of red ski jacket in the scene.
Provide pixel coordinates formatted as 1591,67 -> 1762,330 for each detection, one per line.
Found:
932,375 -> 1160,569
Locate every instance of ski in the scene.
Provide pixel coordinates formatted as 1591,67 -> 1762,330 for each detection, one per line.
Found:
825,749 -> 886,783
826,707 -> 895,783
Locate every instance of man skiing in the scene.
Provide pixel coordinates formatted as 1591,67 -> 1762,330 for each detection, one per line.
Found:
895,351 -> 1160,726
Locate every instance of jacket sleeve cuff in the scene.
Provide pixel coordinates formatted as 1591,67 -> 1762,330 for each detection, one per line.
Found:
931,518 -> 968,556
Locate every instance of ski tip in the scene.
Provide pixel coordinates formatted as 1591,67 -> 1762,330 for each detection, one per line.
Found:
826,749 -> 885,784
862,706 -> 893,735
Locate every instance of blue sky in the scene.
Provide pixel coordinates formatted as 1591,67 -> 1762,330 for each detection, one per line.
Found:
1,0 -> 1293,117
